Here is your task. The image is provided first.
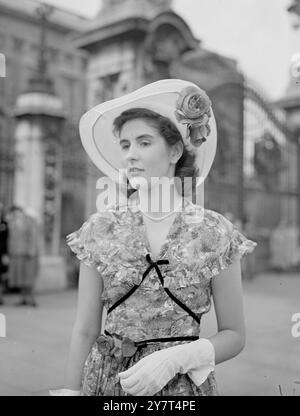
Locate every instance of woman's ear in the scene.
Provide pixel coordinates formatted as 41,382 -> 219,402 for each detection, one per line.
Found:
170,141 -> 184,164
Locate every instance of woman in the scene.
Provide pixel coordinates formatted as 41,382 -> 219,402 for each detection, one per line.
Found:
8,206 -> 39,306
0,202 -> 9,305
51,79 -> 257,396
22,209 -> 40,307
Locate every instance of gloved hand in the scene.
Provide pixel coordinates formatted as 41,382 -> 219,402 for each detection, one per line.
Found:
49,389 -> 81,396
118,338 -> 215,396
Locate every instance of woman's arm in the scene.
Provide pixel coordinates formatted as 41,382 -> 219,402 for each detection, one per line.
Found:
209,258 -> 246,365
64,261 -> 104,390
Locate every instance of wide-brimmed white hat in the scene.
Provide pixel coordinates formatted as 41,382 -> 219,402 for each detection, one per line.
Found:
79,79 -> 217,188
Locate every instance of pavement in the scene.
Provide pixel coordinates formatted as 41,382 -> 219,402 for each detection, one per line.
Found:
0,272 -> 299,396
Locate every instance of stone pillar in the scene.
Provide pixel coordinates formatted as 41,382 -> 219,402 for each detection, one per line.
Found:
14,119 -> 45,237
13,93 -> 67,292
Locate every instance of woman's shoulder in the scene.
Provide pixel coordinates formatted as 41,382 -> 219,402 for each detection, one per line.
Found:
66,205 -> 121,268
183,200 -> 233,233
182,202 -> 257,280
67,205 -> 114,239
78,205 -> 121,236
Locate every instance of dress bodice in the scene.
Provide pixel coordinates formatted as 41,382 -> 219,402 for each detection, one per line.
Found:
67,199 -> 257,342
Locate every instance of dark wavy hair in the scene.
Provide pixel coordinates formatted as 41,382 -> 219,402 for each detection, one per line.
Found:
113,108 -> 199,198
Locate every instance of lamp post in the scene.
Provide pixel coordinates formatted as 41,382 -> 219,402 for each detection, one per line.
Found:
287,1 -> 300,244
12,4 -> 67,290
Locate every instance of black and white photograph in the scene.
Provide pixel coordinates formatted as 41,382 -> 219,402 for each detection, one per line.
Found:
0,0 -> 299,398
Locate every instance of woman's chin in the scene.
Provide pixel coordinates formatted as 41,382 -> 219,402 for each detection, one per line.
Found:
128,176 -> 149,189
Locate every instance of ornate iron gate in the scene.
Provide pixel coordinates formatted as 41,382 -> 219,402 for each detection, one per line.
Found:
206,80 -> 299,272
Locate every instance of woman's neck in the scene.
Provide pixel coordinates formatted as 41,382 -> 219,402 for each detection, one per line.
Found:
135,178 -> 184,219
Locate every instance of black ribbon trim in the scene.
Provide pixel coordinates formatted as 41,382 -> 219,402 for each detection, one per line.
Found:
106,253 -> 201,325
106,254 -> 168,315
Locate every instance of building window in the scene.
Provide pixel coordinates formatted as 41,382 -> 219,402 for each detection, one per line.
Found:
81,56 -> 87,72
62,75 -> 75,119
12,37 -> 24,53
64,53 -> 73,67
93,73 -> 120,105
30,43 -> 39,62
48,47 -> 59,64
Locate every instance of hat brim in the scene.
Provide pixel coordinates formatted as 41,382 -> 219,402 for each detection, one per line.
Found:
79,79 -> 217,187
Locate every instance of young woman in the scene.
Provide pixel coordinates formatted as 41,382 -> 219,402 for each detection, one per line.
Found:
51,79 -> 257,396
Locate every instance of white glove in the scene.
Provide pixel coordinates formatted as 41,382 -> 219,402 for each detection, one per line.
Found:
118,338 -> 215,396
49,389 -> 81,396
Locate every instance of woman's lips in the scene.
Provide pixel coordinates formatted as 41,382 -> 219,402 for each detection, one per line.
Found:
129,171 -> 144,176
128,168 -> 144,175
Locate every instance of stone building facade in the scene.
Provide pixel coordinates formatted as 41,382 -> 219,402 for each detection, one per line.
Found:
0,0 -> 89,247
0,0 -> 298,275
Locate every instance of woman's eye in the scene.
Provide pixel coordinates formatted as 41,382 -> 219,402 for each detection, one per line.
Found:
121,144 -> 129,150
140,142 -> 150,147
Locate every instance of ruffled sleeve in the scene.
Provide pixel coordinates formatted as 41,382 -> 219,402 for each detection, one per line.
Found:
66,211 -> 114,269
201,210 -> 258,280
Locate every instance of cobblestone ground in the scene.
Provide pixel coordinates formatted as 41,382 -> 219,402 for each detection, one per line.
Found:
0,272 -> 299,396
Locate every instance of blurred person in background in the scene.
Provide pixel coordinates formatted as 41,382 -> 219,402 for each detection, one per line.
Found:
8,206 -> 40,306
23,208 -> 41,307
285,220 -> 300,271
0,202 -> 9,305
269,219 -> 290,271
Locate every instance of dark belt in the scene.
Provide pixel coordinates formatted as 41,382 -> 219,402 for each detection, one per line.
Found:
104,331 -> 199,348
97,333 -> 199,365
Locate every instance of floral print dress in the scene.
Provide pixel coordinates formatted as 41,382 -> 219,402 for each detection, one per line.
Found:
67,197 -> 257,396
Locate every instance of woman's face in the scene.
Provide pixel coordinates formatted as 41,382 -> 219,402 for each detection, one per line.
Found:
118,118 -> 181,186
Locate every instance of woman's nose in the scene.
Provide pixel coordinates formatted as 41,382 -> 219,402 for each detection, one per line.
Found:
125,145 -> 139,161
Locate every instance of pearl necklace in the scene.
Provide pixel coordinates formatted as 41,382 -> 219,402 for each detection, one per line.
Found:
138,201 -> 184,222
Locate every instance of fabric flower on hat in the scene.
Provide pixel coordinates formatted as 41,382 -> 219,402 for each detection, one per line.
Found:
175,86 -> 212,147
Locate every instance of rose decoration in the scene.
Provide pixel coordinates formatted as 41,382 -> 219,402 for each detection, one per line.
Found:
121,337 -> 138,358
97,333 -> 124,363
96,334 -> 115,355
96,333 -> 138,364
175,86 -> 212,147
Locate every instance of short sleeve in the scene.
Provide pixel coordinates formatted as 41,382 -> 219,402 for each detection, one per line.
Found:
66,211 -> 113,269
202,210 -> 258,280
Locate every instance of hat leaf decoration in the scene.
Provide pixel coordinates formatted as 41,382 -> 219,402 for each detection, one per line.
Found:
175,86 -> 212,147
